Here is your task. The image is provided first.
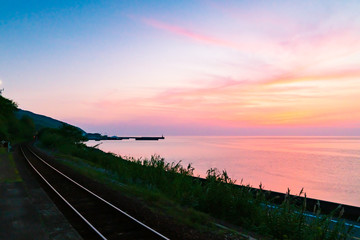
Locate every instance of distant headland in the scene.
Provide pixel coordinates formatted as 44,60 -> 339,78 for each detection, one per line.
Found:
86,133 -> 165,141
16,109 -> 164,142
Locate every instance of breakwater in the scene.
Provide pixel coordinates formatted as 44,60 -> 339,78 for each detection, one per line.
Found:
86,133 -> 165,141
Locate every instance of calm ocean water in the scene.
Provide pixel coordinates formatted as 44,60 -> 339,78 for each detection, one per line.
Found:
87,136 -> 360,207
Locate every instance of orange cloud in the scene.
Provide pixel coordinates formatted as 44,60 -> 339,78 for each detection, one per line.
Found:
265,68 -> 360,85
83,71 -> 359,129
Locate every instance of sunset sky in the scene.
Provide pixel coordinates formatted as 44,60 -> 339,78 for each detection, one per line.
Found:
1,0 -> 360,136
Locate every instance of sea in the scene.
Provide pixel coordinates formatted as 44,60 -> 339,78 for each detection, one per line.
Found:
87,136 -> 360,207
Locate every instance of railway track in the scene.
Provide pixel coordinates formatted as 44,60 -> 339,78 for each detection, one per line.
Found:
20,144 -> 170,240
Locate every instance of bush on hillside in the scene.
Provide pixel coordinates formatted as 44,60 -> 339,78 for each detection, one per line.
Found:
38,123 -> 86,149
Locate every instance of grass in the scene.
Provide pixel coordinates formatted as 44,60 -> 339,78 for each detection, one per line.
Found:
37,134 -> 358,240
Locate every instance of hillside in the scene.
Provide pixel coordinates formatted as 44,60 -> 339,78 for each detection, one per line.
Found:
16,109 -> 85,133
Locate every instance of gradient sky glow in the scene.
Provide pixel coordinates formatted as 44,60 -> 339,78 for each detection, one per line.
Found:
1,0 -> 360,135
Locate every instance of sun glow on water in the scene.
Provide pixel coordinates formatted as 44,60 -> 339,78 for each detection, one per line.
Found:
91,136 -> 360,207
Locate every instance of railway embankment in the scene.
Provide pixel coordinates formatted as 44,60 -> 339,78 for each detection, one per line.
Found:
25,143 -> 237,240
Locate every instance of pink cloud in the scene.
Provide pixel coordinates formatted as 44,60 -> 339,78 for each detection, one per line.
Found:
141,18 -> 281,54
141,16 -> 360,77
77,15 -> 360,130
143,18 -> 233,47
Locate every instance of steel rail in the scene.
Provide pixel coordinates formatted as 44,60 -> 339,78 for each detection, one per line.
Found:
20,145 -> 107,240
22,144 -> 170,240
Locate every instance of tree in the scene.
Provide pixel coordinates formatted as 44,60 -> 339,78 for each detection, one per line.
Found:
57,123 -> 87,143
0,95 -> 18,117
0,94 -> 35,142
